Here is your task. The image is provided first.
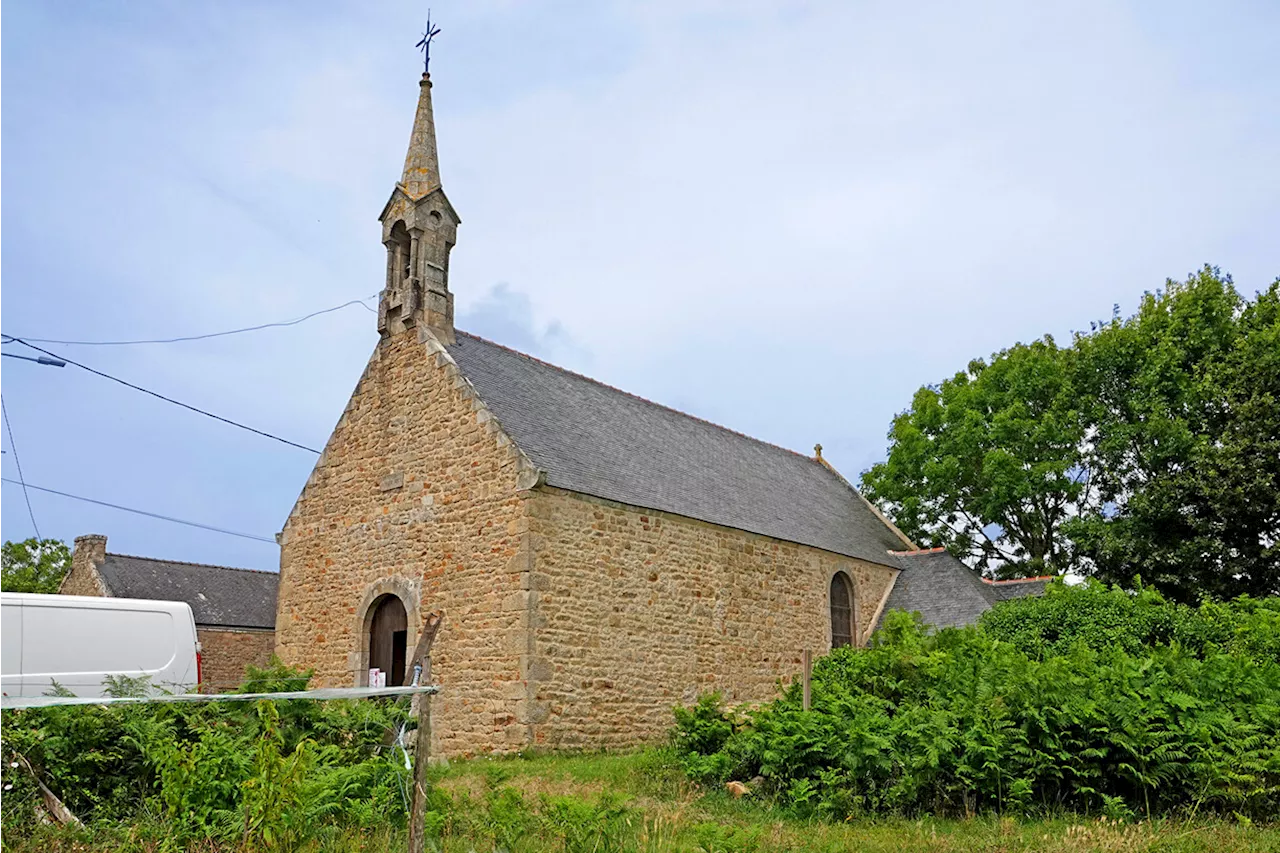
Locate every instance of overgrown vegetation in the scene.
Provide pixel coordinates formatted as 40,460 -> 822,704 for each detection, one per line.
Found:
1,661 -> 412,849
978,580 -> 1280,664
672,585 -> 1280,821
6,588 -> 1279,850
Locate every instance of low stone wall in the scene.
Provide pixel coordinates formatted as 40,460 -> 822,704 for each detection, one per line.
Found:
274,328 -> 534,757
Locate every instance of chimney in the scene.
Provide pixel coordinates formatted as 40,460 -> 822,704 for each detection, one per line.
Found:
73,534 -> 107,569
69,534 -> 109,595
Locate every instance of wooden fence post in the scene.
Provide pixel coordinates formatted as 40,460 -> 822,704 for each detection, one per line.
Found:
407,610 -> 443,853
802,649 -> 812,711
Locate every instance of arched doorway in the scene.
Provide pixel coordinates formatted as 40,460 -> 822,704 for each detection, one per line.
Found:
368,594 -> 408,686
830,571 -> 855,649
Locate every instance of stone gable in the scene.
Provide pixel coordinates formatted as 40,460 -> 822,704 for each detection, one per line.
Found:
275,327 -> 537,756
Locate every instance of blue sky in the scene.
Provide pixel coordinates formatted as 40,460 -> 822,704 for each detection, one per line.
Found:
3,0 -> 1278,569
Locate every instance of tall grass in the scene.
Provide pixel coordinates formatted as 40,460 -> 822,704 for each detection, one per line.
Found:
5,750 -> 1278,852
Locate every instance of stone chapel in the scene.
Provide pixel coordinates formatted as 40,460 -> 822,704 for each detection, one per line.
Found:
273,71 -> 1046,757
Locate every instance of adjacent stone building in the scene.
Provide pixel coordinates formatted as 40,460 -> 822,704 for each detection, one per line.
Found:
274,71 -> 1044,757
61,535 -> 278,691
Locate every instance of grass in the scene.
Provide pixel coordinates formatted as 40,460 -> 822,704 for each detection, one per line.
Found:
5,750 -> 1277,852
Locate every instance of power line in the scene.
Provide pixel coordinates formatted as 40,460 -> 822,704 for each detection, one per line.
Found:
0,478 -> 277,544
1,397 -> 42,539
3,294 -> 380,347
1,337 -> 322,454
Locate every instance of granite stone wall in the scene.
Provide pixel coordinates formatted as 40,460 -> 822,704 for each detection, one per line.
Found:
197,628 -> 276,692
274,327 -> 537,757
522,487 -> 898,751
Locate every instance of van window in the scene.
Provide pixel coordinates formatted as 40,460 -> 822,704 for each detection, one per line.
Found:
22,604 -> 175,684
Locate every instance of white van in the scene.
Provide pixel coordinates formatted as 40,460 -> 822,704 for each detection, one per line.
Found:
1,592 -> 201,699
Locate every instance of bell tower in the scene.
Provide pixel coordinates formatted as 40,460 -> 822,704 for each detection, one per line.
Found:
377,70 -> 461,344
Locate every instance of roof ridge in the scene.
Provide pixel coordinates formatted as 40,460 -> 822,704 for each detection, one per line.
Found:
105,552 -> 275,576
889,546 -> 948,556
454,330 -> 823,466
984,575 -> 1055,585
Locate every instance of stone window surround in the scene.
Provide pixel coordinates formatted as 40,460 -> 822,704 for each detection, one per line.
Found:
351,577 -> 422,687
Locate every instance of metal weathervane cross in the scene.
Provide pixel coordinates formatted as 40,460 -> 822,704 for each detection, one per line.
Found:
416,11 -> 441,74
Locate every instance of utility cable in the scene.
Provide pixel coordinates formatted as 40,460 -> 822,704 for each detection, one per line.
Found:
1,337 -> 321,454
0,478 -> 276,544
1,397 -> 43,539
3,293 -> 379,347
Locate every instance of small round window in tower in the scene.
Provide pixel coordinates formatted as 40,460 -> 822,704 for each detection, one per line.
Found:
428,210 -> 442,225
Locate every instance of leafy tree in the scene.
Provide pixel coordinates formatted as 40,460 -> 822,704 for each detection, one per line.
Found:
1067,268 -> 1280,601
1,537 -> 71,594
860,338 -> 1092,578
863,266 -> 1279,599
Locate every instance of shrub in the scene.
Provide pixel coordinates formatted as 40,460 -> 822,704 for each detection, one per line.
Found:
672,601 -> 1280,820
671,693 -> 742,784
978,579 -> 1280,663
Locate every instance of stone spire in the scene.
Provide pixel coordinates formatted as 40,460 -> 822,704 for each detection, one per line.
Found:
378,72 -> 461,344
399,73 -> 442,199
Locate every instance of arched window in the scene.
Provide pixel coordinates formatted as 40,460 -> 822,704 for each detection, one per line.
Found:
368,594 -> 408,686
830,572 -> 854,649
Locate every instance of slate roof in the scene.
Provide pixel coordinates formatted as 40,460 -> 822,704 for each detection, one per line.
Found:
447,332 -> 909,566
990,577 -> 1051,601
96,554 -> 278,630
875,548 -> 1050,630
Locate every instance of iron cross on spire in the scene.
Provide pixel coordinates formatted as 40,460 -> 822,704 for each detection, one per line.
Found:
416,11 -> 441,74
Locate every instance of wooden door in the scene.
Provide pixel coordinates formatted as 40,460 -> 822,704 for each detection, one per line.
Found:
369,595 -> 409,686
